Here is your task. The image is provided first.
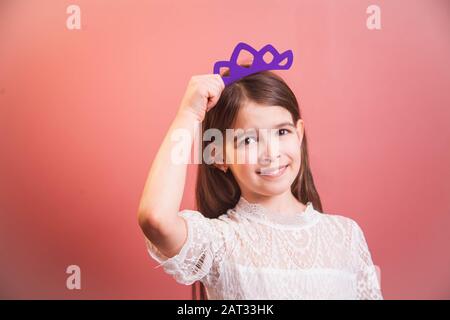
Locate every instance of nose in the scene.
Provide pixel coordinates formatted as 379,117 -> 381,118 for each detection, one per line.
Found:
259,154 -> 281,166
258,130 -> 281,166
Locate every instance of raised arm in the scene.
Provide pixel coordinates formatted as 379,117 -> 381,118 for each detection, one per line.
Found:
137,74 -> 225,258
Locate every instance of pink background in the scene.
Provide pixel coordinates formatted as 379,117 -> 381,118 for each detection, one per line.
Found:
0,0 -> 449,299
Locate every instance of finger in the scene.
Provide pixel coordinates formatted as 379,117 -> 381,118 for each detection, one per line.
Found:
206,87 -> 222,110
217,74 -> 225,89
204,75 -> 224,91
206,82 -> 222,99
201,78 -> 222,94
213,74 -> 225,90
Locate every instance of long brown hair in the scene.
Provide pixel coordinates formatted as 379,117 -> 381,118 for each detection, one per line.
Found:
191,67 -> 323,300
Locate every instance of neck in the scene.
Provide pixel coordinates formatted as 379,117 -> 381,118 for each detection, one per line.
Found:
241,190 -> 306,217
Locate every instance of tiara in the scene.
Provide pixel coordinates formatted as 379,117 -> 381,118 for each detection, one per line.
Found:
213,42 -> 294,86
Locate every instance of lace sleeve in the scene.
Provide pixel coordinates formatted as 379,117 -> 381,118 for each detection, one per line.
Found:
144,209 -> 235,285
351,220 -> 383,300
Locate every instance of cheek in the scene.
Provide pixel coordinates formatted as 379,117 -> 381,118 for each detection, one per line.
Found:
231,164 -> 257,186
239,164 -> 256,176
225,144 -> 258,165
224,145 -> 258,179
281,140 -> 302,175
282,136 -> 301,159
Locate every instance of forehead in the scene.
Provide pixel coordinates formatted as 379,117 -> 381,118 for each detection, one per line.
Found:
233,101 -> 293,129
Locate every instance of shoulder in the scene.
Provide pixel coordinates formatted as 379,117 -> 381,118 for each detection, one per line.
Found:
317,209 -> 357,228
177,208 -> 238,239
316,210 -> 365,239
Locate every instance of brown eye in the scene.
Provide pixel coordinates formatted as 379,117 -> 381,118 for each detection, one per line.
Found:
278,129 -> 290,136
244,136 -> 257,145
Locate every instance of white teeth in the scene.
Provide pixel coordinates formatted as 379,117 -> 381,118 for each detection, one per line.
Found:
258,165 -> 286,176
261,170 -> 279,176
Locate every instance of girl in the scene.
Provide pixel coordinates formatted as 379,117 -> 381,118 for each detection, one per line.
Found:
137,67 -> 383,300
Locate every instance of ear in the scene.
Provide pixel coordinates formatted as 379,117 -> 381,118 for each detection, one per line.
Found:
295,119 -> 304,145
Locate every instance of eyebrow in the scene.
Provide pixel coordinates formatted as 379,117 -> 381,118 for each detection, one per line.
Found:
233,122 -> 296,144
273,121 -> 296,129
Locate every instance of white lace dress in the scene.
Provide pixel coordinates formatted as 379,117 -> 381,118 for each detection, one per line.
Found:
144,196 -> 383,300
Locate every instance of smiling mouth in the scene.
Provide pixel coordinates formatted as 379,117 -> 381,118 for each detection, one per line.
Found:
256,165 -> 289,176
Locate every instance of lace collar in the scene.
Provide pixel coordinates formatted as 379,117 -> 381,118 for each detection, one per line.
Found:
229,196 -> 320,229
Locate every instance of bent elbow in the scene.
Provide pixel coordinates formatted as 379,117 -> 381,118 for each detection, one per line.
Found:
137,210 -> 162,232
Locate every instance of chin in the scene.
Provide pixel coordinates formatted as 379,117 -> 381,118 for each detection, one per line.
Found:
254,181 -> 292,195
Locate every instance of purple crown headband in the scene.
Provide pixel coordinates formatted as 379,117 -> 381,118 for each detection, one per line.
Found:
213,42 -> 294,86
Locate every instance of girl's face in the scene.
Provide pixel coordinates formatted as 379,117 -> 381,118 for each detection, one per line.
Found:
219,101 -> 304,198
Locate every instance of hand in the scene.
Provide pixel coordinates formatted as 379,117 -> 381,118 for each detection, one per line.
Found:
177,74 -> 225,122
